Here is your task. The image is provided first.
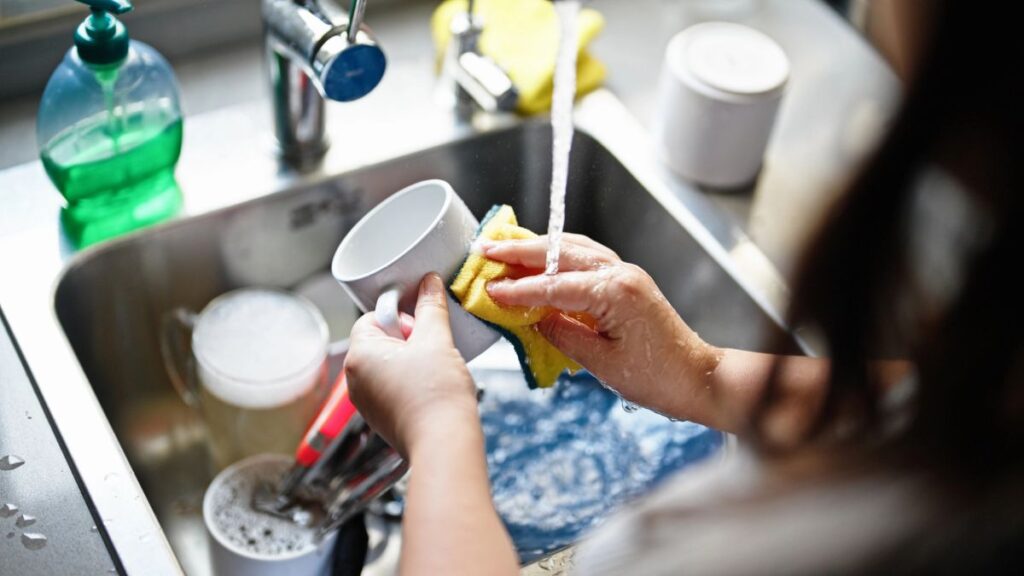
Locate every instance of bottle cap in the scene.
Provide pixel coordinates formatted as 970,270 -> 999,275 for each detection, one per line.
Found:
74,0 -> 133,66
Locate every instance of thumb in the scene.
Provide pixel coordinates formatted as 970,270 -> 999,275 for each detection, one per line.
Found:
410,273 -> 455,346
537,313 -> 610,367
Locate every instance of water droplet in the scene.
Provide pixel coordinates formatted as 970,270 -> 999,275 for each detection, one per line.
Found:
108,569 -> 117,574
0,455 -> 25,471
620,398 -> 639,413
90,525 -> 99,533
0,503 -> 18,518
21,532 -> 48,550
16,514 -> 37,528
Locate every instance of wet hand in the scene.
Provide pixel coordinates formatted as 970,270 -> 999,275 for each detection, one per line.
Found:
484,235 -> 722,419
345,274 -> 479,458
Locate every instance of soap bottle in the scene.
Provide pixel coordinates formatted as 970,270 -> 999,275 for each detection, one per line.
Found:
37,0 -> 183,248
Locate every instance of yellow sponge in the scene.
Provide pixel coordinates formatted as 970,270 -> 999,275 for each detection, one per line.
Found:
431,0 -> 607,115
450,205 -> 581,388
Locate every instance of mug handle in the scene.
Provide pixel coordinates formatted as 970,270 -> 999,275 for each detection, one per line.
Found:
160,308 -> 200,408
374,286 -> 404,339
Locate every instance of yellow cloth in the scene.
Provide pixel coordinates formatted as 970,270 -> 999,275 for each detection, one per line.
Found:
431,0 -> 607,115
450,205 -> 581,388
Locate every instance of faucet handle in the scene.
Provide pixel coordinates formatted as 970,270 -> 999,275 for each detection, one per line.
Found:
313,0 -> 385,102
346,0 -> 369,44
265,0 -> 386,103
313,32 -> 387,102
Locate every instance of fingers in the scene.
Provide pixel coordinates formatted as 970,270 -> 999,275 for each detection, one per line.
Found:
562,233 -> 620,260
410,273 -> 455,346
537,313 -> 610,367
345,313 -> 390,385
349,311 -> 415,341
487,270 -> 607,314
479,238 -> 546,269
482,236 -> 616,272
349,311 -> 390,340
399,313 -> 415,339
350,276 -> 451,346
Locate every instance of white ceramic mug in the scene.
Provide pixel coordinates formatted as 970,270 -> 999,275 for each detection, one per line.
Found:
331,179 -> 499,360
203,454 -> 339,576
654,22 -> 789,188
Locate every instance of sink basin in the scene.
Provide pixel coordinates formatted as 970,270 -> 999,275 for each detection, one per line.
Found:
53,116 -> 798,573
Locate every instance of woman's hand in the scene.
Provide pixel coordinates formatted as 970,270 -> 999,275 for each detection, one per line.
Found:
344,273 -> 478,458
484,234 -> 723,422
345,273 -> 519,576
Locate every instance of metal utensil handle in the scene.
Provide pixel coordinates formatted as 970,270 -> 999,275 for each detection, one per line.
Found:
159,308 -> 200,407
318,451 -> 408,537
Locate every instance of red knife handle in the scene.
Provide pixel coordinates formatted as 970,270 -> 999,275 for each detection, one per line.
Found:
295,372 -> 359,467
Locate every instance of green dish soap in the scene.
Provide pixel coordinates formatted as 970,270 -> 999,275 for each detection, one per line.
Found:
37,0 -> 183,247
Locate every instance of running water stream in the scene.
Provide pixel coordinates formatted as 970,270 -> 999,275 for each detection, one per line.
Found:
544,2 -> 640,413
544,0 -> 581,275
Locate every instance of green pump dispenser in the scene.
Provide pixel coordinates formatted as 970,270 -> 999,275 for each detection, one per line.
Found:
37,0 -> 184,248
74,0 -> 132,65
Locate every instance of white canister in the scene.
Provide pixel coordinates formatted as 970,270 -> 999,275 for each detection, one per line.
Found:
203,454 -> 339,576
654,22 -> 789,189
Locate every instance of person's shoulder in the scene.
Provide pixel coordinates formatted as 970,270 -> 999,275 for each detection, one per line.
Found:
573,448 -> 938,576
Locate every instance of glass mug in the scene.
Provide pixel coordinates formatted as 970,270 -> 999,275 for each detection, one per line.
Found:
161,288 -> 332,471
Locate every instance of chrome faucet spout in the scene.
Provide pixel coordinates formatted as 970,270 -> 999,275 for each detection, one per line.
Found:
445,5 -> 518,121
263,0 -> 386,169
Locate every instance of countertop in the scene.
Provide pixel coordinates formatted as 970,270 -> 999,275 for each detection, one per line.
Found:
1,309 -> 118,574
0,0 -> 897,573
0,0 -> 898,274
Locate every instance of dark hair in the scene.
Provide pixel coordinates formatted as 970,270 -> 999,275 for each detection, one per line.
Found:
759,1 -> 1023,475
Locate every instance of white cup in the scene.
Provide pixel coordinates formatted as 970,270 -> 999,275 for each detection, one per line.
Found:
203,454 -> 338,576
160,289 -> 332,470
331,179 -> 499,360
654,22 -> 789,188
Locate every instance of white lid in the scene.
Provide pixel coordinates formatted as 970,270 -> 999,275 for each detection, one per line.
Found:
193,289 -> 328,408
669,22 -> 789,97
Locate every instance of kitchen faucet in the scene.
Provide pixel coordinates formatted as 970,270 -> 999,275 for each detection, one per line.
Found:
444,0 -> 519,121
263,0 -> 386,169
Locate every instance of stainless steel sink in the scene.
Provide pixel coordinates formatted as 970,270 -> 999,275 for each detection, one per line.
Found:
53,120 -> 798,575
0,75 -> 797,574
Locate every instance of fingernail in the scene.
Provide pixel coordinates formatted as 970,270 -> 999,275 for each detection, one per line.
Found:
422,273 -> 443,295
486,279 -> 508,293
